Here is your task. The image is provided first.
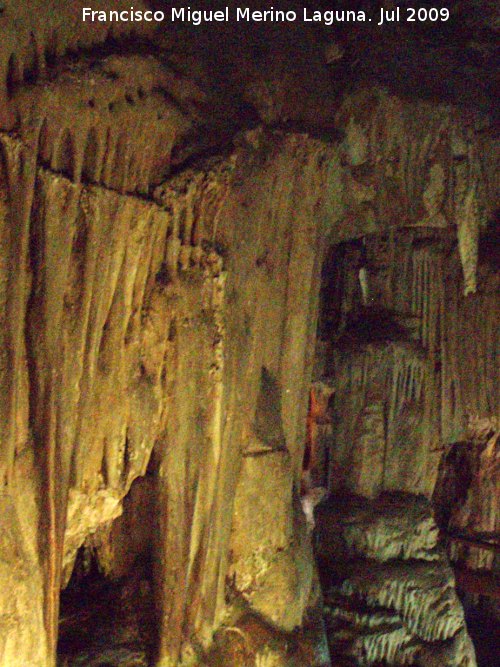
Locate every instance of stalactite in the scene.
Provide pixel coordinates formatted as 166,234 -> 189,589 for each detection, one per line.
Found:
43,374 -> 60,666
0,135 -> 37,485
0,131 -> 238,664
387,345 -> 425,427
187,255 -> 227,630
165,207 -> 181,282
0,129 -> 232,644
0,25 -> 495,659
53,128 -> 75,180
81,127 -> 100,183
6,52 -> 22,98
456,183 -> 480,296
0,139 -> 10,488
358,266 -> 369,305
112,132 -> 129,193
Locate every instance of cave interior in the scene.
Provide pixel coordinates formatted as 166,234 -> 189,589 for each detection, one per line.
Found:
0,1 -> 498,666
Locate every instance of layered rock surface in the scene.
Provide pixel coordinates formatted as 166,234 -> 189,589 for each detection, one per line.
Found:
316,494 -> 477,666
0,116 -> 341,665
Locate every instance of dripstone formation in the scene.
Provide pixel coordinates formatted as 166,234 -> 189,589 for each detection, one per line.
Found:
0,1 -> 497,666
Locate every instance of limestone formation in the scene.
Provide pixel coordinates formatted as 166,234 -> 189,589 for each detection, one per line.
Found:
317,495 -> 477,666
0,2 -> 497,666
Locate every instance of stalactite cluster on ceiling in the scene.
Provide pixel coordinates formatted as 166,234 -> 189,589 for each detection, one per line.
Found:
336,88 -> 497,296
317,227 -> 498,501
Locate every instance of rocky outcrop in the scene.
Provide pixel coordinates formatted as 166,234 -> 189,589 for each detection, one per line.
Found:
434,415 -> 499,586
0,118 -> 341,665
335,88 -> 497,297
316,225 -> 498,503
316,494 -> 477,666
229,448 -> 313,632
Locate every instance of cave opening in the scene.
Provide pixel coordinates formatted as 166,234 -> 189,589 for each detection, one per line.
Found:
57,547 -> 154,667
57,475 -> 157,667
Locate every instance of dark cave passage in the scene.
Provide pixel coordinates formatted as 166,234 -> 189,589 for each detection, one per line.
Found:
57,548 -> 155,667
57,473 -> 158,667
462,598 -> 500,667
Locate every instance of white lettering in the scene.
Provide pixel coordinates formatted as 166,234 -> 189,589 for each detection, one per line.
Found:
304,8 -> 366,24
171,7 -> 227,23
324,11 -> 335,25
236,8 -> 250,21
236,7 -> 296,22
82,7 -> 91,21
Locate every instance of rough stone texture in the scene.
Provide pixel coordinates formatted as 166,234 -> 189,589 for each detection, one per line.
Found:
0,40 -> 342,650
62,486 -> 123,585
0,488 -> 47,666
0,111 -> 340,664
449,422 -> 499,571
434,416 -> 499,574
318,228 -> 498,501
204,610 -> 330,667
317,495 -> 477,666
316,494 -> 440,564
335,88 -> 498,297
229,449 -> 313,632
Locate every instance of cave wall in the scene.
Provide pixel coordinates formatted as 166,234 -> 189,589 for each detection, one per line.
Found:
0,3 -> 498,666
315,87 -> 498,500
318,229 -> 498,501
0,86 -> 342,667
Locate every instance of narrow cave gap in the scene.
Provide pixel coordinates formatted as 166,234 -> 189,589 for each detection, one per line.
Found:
111,133 -> 128,191
82,127 -> 100,183
24,32 -> 40,85
57,547 -> 113,662
55,129 -> 75,180
44,31 -> 59,70
6,52 -> 21,98
57,475 -> 157,667
57,546 -> 155,667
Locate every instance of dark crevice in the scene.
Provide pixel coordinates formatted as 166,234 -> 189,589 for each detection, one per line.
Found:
58,548 -> 155,667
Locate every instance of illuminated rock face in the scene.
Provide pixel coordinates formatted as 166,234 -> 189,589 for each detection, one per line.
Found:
316,229 -> 498,499
0,3 -> 498,666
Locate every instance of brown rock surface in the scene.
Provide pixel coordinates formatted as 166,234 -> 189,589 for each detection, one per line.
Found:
0,4 -> 497,666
